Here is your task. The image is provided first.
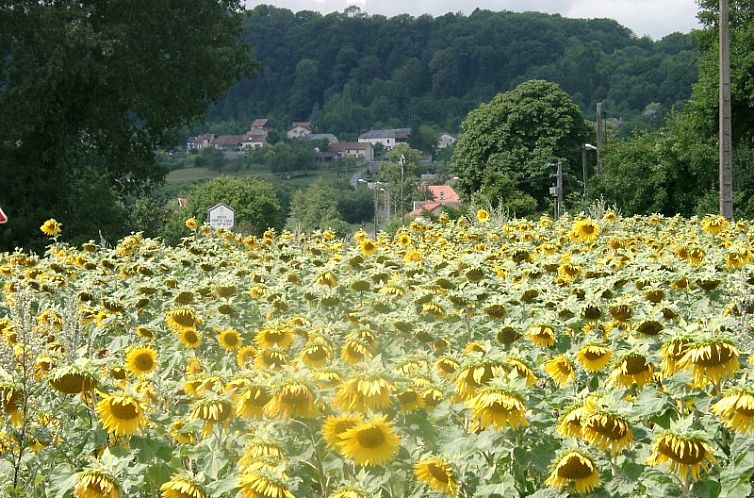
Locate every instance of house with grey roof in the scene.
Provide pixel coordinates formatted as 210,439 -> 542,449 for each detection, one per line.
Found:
358,128 -> 411,150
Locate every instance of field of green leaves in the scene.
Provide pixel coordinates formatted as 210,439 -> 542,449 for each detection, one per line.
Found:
2,212 -> 754,498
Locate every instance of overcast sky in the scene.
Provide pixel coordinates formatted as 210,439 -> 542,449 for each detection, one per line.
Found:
243,0 -> 702,39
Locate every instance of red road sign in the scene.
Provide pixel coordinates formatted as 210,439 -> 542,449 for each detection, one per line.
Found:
0,207 -> 6,224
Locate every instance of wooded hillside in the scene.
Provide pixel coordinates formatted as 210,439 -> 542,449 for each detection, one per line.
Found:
206,5 -> 699,136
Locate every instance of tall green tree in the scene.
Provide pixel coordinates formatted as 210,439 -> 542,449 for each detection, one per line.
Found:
451,80 -> 590,210
180,176 -> 284,236
0,0 -> 254,251
286,181 -> 350,235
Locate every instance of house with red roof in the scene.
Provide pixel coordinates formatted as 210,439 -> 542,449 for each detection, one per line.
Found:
408,185 -> 461,217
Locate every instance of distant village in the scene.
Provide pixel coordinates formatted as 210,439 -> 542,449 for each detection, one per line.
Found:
187,119 -> 459,164
186,119 -> 463,219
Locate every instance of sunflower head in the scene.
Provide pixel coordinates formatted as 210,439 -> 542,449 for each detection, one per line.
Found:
336,414 -> 401,466
711,388 -> 754,434
40,219 -> 62,237
544,450 -> 600,494
678,338 -> 740,387
544,355 -> 575,387
160,474 -> 206,498
466,386 -> 528,432
581,409 -> 633,455
647,430 -> 716,482
124,346 -> 158,377
217,328 -> 243,351
96,392 -> 147,437
73,469 -> 121,498
414,456 -> 458,496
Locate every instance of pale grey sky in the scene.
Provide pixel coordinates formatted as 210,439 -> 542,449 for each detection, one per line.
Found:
243,0 -> 702,39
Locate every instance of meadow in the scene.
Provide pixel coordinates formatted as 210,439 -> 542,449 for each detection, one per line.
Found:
1,212 -> 754,498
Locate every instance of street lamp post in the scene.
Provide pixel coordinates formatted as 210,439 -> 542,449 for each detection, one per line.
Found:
583,144 -> 598,194
358,179 -> 382,238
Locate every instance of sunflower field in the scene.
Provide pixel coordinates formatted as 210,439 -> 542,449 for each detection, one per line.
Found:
2,212 -> 754,498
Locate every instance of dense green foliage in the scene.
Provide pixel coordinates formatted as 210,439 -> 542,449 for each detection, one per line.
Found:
286,180 -> 351,236
169,177 -> 284,241
208,6 -> 698,137
593,1 -> 754,219
451,80 -> 591,212
0,0 -> 253,251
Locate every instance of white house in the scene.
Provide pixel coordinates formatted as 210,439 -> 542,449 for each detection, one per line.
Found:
437,132 -> 458,149
331,142 -> 374,163
287,122 -> 312,139
358,128 -> 410,151
187,133 -> 215,152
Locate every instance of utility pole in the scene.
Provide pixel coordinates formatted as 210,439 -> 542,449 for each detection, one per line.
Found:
595,102 -> 604,175
399,155 -> 406,226
556,162 -> 564,218
720,0 -> 734,220
582,148 -> 588,194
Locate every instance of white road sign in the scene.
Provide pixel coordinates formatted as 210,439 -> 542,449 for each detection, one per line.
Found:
207,203 -> 235,230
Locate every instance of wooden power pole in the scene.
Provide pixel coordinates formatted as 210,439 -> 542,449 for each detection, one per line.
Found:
595,102 -> 604,175
720,0 -> 734,220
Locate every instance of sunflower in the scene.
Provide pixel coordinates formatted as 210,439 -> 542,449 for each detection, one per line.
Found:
544,451 -> 600,494
647,431 -> 716,481
255,327 -> 294,350
660,338 -> 691,377
571,219 -> 600,243
435,357 -> 460,378
576,344 -> 613,373
235,385 -> 272,420
396,232 -> 412,247
165,308 -> 203,333
40,218 -> 62,237
359,239 -> 377,257
255,348 -> 289,369
678,339 -> 740,387
711,389 -> 754,434
505,357 -> 538,386
49,366 -> 97,394
124,346 -> 157,377
238,471 -> 294,498
189,398 -> 233,435
73,469 -> 120,498
455,359 -> 506,400
526,324 -> 556,347
556,403 -> 590,438
184,218 -> 198,231
236,346 -> 258,368
333,373 -> 393,412
299,338 -> 333,368
397,388 -> 425,412
609,353 -> 654,389
329,487 -> 368,498
581,410 -> 633,455
544,355 -> 575,387
96,392 -> 147,436
169,420 -> 196,445
414,456 -> 458,496
217,328 -> 242,351
466,387 -> 527,431
701,215 -> 729,235
337,414 -> 401,466
264,381 -> 319,419
239,440 -> 286,470
322,414 -> 362,449
341,339 -> 373,364
160,475 -> 206,498
476,209 -> 490,223
312,368 -> 343,387
178,328 -> 202,349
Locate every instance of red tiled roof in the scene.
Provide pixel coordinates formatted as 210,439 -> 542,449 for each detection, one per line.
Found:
408,202 -> 442,217
212,135 -> 246,147
418,185 -> 461,203
252,118 -> 269,128
291,122 -> 311,129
